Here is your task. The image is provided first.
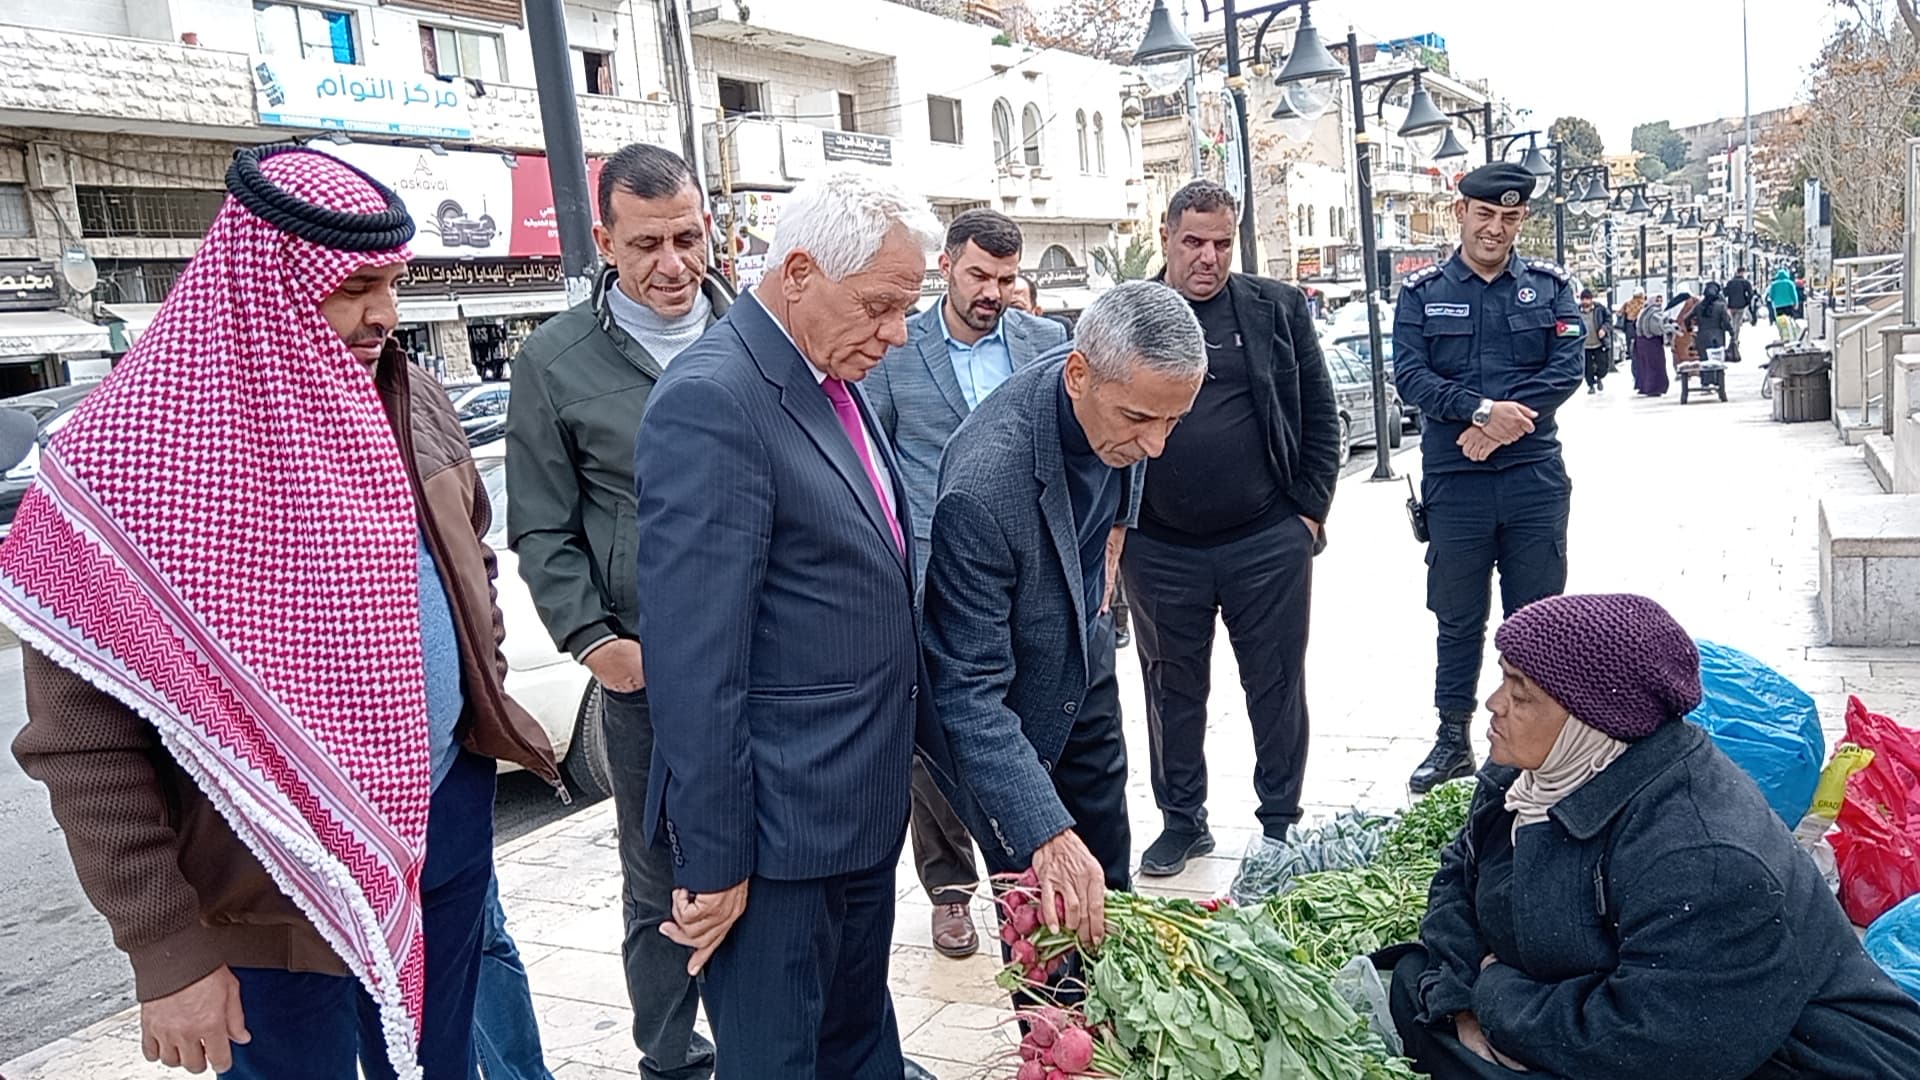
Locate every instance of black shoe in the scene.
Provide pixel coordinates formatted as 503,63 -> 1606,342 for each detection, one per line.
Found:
1408,719 -> 1476,794
905,1059 -> 940,1080
1115,624 -> 1132,649
1139,826 -> 1214,877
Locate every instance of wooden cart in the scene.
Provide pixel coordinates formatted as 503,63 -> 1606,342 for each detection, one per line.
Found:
1675,359 -> 1728,404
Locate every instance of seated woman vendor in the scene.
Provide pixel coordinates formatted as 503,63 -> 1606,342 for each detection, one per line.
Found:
1386,593 -> 1920,1080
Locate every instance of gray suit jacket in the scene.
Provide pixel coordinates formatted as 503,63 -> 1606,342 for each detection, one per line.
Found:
865,302 -> 1067,582
920,358 -> 1133,866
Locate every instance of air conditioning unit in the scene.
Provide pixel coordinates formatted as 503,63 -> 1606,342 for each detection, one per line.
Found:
25,142 -> 69,191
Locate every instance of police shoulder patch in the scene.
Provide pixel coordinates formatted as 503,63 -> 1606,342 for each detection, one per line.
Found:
1525,258 -> 1570,282
1404,264 -> 1444,288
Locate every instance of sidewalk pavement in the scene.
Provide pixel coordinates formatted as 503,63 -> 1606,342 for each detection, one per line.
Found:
7,322 -> 1915,1080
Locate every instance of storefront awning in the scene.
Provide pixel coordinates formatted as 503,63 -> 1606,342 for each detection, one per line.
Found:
0,311 -> 111,360
399,298 -> 464,324
460,293 -> 570,319
101,302 -> 164,345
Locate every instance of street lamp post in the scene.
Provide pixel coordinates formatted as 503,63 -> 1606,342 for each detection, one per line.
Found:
1434,102 -> 1499,165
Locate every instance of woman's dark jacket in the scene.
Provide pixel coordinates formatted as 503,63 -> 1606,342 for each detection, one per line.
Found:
1412,720 -> 1920,1080
1690,298 -> 1737,352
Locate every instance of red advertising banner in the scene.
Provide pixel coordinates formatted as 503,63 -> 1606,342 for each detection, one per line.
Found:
508,157 -> 606,257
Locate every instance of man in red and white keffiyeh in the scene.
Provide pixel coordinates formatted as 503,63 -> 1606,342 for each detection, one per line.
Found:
4,146 -> 557,1079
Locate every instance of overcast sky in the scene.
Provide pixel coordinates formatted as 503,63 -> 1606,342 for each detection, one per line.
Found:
1042,0 -> 1846,149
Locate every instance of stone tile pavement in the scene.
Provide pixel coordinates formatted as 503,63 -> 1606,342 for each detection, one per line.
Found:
8,323 -> 1916,1080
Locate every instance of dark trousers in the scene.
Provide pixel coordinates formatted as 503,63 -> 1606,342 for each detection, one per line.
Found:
978,613 -> 1132,889
1388,948 -> 1541,1079
1583,347 -> 1609,389
1423,459 -> 1572,715
473,875 -> 555,1080
908,757 -> 980,905
602,688 -> 715,1080
222,750 -> 496,1080
701,847 -> 907,1080
1122,517 -> 1315,839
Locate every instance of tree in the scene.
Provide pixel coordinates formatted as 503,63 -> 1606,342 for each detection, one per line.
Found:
1092,233 -> 1158,281
1797,0 -> 1919,253
1832,0 -> 1920,38
1631,121 -> 1690,171
1548,116 -> 1605,170
1026,0 -> 1153,61
1636,156 -> 1670,181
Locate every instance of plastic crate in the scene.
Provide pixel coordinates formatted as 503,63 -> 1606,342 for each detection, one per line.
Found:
1772,370 -> 1832,423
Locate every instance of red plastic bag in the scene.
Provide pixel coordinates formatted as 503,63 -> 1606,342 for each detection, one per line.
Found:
1832,696 -> 1920,926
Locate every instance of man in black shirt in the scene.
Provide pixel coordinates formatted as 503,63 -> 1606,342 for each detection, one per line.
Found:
1122,180 -> 1342,875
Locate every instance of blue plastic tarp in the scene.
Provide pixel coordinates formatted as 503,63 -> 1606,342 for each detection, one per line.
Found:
1685,639 -> 1825,825
1866,894 -> 1920,1002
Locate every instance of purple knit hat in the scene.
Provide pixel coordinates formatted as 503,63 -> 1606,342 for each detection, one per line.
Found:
1494,594 -> 1703,741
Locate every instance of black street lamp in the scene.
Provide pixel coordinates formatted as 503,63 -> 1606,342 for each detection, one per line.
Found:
1339,40 -> 1448,481
1433,103 -> 1498,165
1131,0 -> 1342,276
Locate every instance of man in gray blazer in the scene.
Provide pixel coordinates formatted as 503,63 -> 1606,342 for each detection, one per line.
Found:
864,210 -> 1065,958
922,281 -> 1206,945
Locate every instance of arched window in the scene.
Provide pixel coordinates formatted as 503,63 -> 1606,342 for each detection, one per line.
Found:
1093,112 -> 1107,175
1304,204 -> 1314,237
992,99 -> 1013,165
1327,206 -> 1336,236
1039,244 -> 1076,270
1075,110 -> 1089,173
1022,103 -> 1043,168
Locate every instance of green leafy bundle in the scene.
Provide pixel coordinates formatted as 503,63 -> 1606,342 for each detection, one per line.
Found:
1261,862 -> 1438,973
1079,894 -> 1418,1080
1378,777 -> 1478,869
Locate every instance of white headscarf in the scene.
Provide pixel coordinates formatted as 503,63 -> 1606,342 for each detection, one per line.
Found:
1504,715 -> 1630,841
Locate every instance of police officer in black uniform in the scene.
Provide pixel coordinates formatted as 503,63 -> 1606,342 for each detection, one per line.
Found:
1392,162 -> 1585,793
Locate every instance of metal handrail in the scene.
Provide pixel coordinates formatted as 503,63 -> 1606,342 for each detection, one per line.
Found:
1837,253 -> 1905,312
1836,303 -> 1901,342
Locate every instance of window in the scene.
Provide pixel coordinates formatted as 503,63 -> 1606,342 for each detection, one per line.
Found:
1093,112 -> 1106,175
991,99 -> 1013,163
1327,206 -> 1336,236
254,2 -> 357,64
718,77 -> 765,119
0,184 -> 28,238
420,25 -> 505,83
575,49 -> 614,96
1039,244 -> 1075,270
928,96 -> 964,145
1304,204 -> 1314,237
76,188 -> 225,239
1021,104 -> 1043,168
838,93 -> 857,133
1075,110 -> 1089,173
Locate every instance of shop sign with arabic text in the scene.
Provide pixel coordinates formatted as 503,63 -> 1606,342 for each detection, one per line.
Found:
253,55 -> 473,140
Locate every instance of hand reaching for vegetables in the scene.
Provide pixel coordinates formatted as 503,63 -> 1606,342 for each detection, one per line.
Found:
1031,829 -> 1108,947
660,880 -> 749,975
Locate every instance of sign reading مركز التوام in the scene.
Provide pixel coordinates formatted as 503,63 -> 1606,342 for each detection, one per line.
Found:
252,55 -> 474,141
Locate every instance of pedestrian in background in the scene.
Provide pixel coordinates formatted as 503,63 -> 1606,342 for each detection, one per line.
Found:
1391,161 -> 1583,795
506,143 -> 730,1080
1578,289 -> 1610,394
923,280 -> 1206,951
1008,273 -> 1042,315
863,209 -> 1067,961
632,171 -> 945,1079
1121,179 -> 1341,874
6,145 -> 558,1077
1770,267 -> 1802,339
1689,281 -> 1737,364
1619,288 -> 1647,390
1724,268 -> 1757,330
1634,294 -> 1670,397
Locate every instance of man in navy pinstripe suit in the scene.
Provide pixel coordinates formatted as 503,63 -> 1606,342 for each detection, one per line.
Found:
632,172 -> 949,1079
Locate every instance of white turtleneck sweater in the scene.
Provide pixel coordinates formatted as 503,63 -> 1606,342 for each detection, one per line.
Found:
606,278 -> 712,366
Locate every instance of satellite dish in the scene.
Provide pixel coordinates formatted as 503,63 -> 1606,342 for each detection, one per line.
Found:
58,246 -> 98,295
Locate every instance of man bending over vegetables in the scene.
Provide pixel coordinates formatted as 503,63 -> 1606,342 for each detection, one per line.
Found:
921,281 -> 1206,943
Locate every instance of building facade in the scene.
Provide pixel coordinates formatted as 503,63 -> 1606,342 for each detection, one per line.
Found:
688,0 -> 1147,314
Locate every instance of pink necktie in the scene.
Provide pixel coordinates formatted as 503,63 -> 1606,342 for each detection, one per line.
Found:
822,377 -> 905,556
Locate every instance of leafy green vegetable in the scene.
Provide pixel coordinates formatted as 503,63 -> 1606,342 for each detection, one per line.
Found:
1230,811 -> 1391,905
1378,777 -> 1477,869
1261,862 -> 1437,973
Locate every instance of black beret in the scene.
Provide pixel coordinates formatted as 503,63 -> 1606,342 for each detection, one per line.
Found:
1459,162 -> 1537,207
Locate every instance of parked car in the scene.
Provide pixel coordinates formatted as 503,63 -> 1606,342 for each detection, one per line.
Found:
449,381 -> 512,447
1322,341 -> 1403,467
1325,325 -> 1421,433
468,440 -> 612,798
0,385 -> 94,538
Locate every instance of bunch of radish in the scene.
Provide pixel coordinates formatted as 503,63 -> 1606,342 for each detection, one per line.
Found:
993,869 -> 1077,989
1011,1005 -> 1105,1079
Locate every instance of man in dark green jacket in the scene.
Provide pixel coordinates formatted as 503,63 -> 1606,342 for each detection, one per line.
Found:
506,143 -> 730,1080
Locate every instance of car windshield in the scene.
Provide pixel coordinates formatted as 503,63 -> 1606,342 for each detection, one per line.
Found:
477,458 -> 508,548
458,392 -> 509,421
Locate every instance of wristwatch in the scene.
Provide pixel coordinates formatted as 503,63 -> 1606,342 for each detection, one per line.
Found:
1471,398 -> 1495,428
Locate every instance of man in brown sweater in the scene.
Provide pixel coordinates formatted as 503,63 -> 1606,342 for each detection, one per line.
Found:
3,146 -> 555,1078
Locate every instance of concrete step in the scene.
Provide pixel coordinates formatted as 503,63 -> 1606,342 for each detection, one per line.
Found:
1865,433 -> 1897,492
1820,494 -> 1920,646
